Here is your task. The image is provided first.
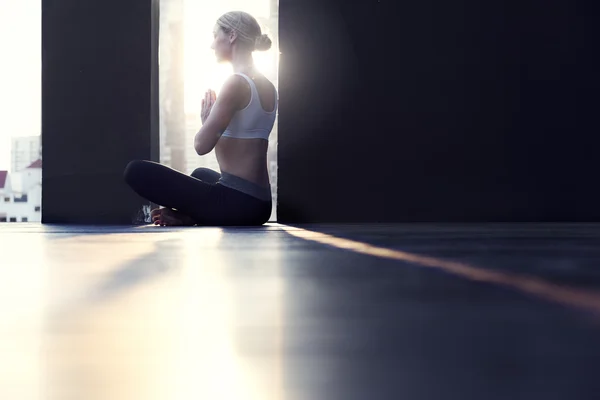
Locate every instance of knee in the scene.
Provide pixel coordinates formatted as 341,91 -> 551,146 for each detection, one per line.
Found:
191,167 -> 210,178
123,160 -> 145,184
191,167 -> 220,182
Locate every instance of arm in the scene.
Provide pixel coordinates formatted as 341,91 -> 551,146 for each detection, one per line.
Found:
194,76 -> 244,155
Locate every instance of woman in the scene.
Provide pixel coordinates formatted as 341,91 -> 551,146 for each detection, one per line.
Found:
124,11 -> 277,226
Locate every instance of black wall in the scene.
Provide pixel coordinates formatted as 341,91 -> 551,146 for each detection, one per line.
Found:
277,0 -> 600,222
42,0 -> 159,224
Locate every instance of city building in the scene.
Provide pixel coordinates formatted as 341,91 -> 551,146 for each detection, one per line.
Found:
11,136 -> 41,174
0,171 -> 13,222
0,160 -> 42,222
159,0 -> 186,172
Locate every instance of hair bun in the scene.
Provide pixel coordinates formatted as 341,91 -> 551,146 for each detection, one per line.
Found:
255,34 -> 272,51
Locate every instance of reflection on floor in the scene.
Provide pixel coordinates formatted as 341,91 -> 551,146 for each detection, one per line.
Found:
1,223 -> 599,400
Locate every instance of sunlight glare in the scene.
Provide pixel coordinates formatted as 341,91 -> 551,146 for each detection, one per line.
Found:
183,0 -> 277,113
175,229 -> 263,400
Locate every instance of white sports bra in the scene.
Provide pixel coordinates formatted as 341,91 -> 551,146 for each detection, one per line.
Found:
221,73 -> 278,140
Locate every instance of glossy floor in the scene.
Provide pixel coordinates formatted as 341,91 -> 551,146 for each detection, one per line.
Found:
1,223 -> 599,400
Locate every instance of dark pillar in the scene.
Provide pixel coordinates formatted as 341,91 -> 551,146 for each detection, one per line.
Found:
277,0 -> 600,223
42,0 -> 160,224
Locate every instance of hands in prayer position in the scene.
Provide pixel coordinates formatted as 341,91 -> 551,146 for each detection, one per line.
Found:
201,89 -> 217,124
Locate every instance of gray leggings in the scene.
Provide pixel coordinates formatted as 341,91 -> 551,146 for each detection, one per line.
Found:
124,160 -> 272,226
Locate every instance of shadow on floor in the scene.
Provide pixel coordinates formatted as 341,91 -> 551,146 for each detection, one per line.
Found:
84,238 -> 181,305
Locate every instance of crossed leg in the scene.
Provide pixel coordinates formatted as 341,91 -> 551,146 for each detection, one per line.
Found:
149,167 -> 223,226
124,160 -> 223,226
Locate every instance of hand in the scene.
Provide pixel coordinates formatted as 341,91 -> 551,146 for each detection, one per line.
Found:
201,89 -> 216,124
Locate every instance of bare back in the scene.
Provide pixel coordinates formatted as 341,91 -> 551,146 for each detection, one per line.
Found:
215,73 -> 277,188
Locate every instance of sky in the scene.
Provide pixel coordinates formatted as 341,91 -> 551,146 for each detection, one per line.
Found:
0,0 -> 275,173
0,0 -> 41,173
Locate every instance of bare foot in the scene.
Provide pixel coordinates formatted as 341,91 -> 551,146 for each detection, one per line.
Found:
152,208 -> 196,226
150,207 -> 162,222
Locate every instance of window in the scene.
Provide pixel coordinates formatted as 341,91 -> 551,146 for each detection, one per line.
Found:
14,194 -> 28,203
21,217 -> 28,222
159,0 -> 279,220
0,217 -> 6,222
4,197 -> 9,202
9,217 -> 16,222
35,206 -> 40,212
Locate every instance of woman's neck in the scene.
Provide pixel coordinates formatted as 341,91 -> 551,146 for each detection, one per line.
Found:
231,50 -> 255,75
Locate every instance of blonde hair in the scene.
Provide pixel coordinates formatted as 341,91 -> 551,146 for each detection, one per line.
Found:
216,11 -> 272,52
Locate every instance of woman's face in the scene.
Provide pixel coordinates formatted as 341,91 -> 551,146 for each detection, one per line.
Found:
211,25 -> 233,63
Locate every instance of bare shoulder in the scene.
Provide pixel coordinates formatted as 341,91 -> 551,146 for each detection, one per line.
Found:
219,74 -> 247,97
213,75 -> 248,111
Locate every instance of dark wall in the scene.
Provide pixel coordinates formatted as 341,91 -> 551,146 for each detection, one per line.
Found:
42,0 -> 159,224
277,0 -> 600,222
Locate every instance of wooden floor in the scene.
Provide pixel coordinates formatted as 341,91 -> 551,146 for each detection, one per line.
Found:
1,223 -> 599,400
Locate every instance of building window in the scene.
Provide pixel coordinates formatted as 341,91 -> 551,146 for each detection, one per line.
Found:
9,217 -> 17,222
0,217 -> 6,222
14,194 -> 28,203
35,206 -> 41,212
21,217 -> 28,222
4,197 -> 9,202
